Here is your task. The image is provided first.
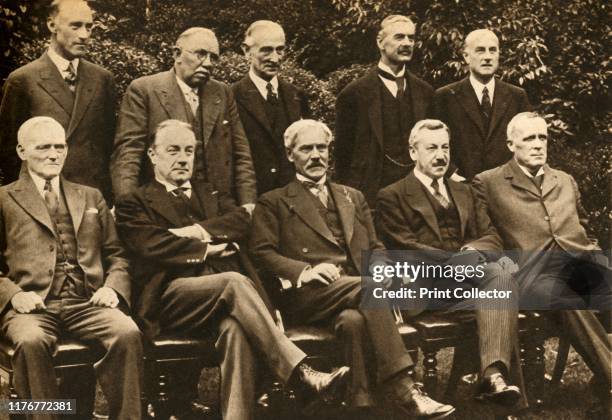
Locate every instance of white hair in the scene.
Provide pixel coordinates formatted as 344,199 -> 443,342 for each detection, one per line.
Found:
507,112 -> 546,141
408,119 -> 450,147
283,119 -> 333,150
17,116 -> 65,146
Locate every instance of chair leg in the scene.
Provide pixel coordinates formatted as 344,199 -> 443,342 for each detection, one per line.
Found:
550,336 -> 570,385
523,313 -> 545,407
444,343 -> 473,402
423,348 -> 439,397
8,375 -> 25,420
155,373 -> 172,420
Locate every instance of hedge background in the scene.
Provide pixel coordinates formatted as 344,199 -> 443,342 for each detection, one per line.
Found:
1,0 -> 609,248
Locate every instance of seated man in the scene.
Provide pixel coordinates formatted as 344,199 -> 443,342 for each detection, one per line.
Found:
250,119 -> 455,418
115,119 -> 348,420
0,117 -> 142,420
473,112 -> 611,415
376,119 -> 523,407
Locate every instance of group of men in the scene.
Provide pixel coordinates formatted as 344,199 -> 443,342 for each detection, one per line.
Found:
0,0 -> 609,419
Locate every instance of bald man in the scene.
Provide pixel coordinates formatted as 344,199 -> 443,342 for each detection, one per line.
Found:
0,0 -> 117,202
111,27 -> 256,206
233,20 -> 310,195
433,29 -> 530,180
335,15 -> 434,206
0,117 -> 142,420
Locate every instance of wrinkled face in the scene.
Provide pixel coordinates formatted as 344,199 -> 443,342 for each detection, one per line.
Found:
507,118 -> 548,171
409,128 -> 450,179
17,124 -> 68,179
47,1 -> 94,59
245,27 -> 286,80
463,32 -> 499,81
287,129 -> 329,181
148,130 -> 196,186
377,21 -> 416,67
174,31 -> 220,87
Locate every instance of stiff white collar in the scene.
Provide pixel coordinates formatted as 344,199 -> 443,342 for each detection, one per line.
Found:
249,68 -> 279,100
29,170 -> 60,199
296,173 -> 326,187
47,47 -> 79,76
469,74 -> 495,104
413,167 -> 449,201
516,161 -> 545,178
156,177 -> 193,198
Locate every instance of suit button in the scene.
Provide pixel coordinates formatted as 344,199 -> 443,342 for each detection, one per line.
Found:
49,245 -> 54,252
270,168 -> 277,173
302,247 -> 309,253
544,216 -> 550,221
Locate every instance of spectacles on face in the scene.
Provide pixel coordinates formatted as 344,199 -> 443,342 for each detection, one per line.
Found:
183,48 -> 219,63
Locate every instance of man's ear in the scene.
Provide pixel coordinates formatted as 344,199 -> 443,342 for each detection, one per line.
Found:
16,144 -> 26,161
462,49 -> 469,64
241,43 -> 250,57
506,139 -> 514,152
47,17 -> 56,35
172,46 -> 181,61
408,146 -> 417,162
147,147 -> 156,163
285,148 -> 294,162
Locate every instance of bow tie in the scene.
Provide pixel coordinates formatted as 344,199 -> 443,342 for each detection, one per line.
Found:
171,186 -> 191,198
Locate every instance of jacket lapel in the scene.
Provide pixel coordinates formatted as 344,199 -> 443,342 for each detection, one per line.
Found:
235,77 -> 273,135
154,71 -> 191,122
279,79 -> 302,122
446,180 -> 469,240
406,71 -> 426,120
365,68 -> 384,150
281,181 -> 338,245
486,79 -> 512,140
8,173 -> 56,236
505,160 -> 541,197
192,181 -> 217,220
329,183 -> 356,245
453,77 -> 486,139
62,179 -> 86,234
402,173 -> 442,241
540,165 -> 558,198
37,54 -> 74,116
144,182 -> 185,227
199,81 -> 222,147
67,61 -> 96,139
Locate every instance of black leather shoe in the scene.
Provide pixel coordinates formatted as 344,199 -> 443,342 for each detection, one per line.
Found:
296,363 -> 350,402
477,373 -> 521,407
385,380 -> 455,419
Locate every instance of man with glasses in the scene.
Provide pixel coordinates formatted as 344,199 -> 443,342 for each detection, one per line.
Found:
111,27 -> 257,209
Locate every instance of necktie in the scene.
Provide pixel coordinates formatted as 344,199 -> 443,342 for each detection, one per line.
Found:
44,180 -> 59,214
64,62 -> 77,92
303,181 -> 328,208
172,186 -> 191,201
481,86 -> 492,128
531,174 -> 544,191
430,179 -> 449,209
378,68 -> 405,97
187,88 -> 199,115
266,82 -> 278,104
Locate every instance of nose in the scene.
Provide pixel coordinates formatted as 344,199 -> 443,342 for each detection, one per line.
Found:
269,50 -> 281,63
77,26 -> 90,40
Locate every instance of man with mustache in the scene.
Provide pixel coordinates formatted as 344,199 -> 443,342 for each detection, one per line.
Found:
473,112 -> 611,416
433,29 -> 530,181
111,27 -> 256,209
335,15 -> 434,206
0,0 -> 117,203
233,20 -> 310,195
115,119 -> 349,420
376,119 -> 524,409
250,119 -> 455,419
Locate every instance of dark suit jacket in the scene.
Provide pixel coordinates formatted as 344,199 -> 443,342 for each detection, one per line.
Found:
232,76 -> 310,195
376,171 -> 502,263
433,77 -> 530,180
0,53 -> 116,201
115,180 -> 269,338
250,179 -> 383,287
334,67 -> 434,205
0,173 -> 131,314
111,70 -> 256,204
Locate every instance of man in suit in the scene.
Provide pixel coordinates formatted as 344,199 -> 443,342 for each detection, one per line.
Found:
115,119 -> 349,420
233,20 -> 310,195
250,119 -> 455,418
0,117 -> 142,420
433,29 -> 530,180
376,119 -> 523,407
0,0 -> 116,202
111,27 -> 256,208
473,112 -> 611,414
335,15 -> 434,206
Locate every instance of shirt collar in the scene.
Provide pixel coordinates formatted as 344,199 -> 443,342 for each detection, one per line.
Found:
175,74 -> 198,97
155,177 -> 192,194
516,161 -> 545,178
29,170 -> 60,198
469,74 -> 495,101
249,68 -> 279,99
296,173 -> 326,187
47,48 -> 79,75
378,60 -> 405,77
413,167 -> 443,190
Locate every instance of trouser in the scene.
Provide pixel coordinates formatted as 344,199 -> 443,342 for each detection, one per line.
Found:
1,298 -> 143,420
159,272 -> 306,420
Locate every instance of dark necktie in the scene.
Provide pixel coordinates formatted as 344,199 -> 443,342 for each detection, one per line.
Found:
531,174 -> 544,191
172,186 -> 191,201
378,68 -> 405,97
44,180 -> 59,214
481,86 -> 492,128
302,180 -> 328,208
64,62 -> 77,93
431,179 -> 449,209
266,82 -> 278,104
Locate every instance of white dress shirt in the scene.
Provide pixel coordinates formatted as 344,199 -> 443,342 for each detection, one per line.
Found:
249,68 -> 279,100
47,48 -> 79,79
175,75 -> 199,114
29,171 -> 60,199
516,161 -> 545,179
378,61 -> 405,98
413,167 -> 450,203
155,177 -> 193,198
469,74 -> 495,105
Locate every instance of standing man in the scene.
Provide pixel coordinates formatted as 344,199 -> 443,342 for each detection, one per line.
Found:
0,0 -> 117,202
335,15 -> 434,206
111,27 -> 256,207
0,117 -> 142,420
433,29 -> 530,180
473,112 -> 611,415
115,119 -> 349,420
233,20 -> 310,195
376,119 -> 523,408
251,120 -> 455,418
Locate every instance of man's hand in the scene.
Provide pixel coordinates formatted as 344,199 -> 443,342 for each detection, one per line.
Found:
497,256 -> 519,274
206,242 -> 236,257
11,291 -> 46,314
299,263 -> 341,286
168,224 -> 211,241
89,287 -> 119,308
446,249 -> 485,268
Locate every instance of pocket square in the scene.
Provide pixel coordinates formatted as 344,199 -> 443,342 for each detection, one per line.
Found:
222,119 -> 229,125
86,208 -> 99,214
